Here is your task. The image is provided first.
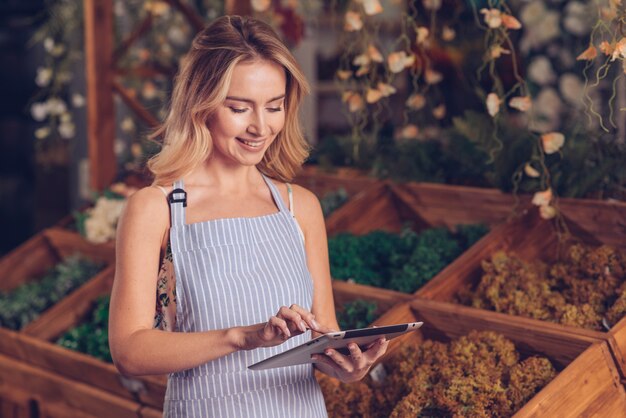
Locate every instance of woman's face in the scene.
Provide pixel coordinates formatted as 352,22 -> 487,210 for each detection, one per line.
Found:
208,59 -> 287,167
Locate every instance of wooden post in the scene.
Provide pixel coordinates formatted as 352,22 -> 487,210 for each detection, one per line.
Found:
224,0 -> 252,16
84,0 -> 115,191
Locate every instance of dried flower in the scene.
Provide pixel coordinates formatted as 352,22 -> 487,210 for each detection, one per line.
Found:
486,93 -> 501,117
35,127 -> 51,140
480,9 -> 502,29
528,56 -> 556,86
397,124 -> 419,139
71,93 -> 85,108
367,44 -> 384,62
424,68 -> 443,84
387,51 -> 414,73
46,98 -> 67,115
422,0 -> 441,11
366,88 -> 383,104
361,0 -> 383,16
539,205 -> 557,220
142,81 -> 158,100
342,91 -> 365,112
35,67 -> 53,87
344,11 -> 363,31
576,45 -> 597,61
541,132 -> 565,154
336,70 -> 353,80
524,163 -> 541,178
599,41 -> 614,56
31,102 -> 48,121
416,27 -> 429,45
490,45 -> 511,59
442,26 -> 456,41
251,0 -> 271,12
612,38 -> 626,61
433,104 -> 446,119
501,14 -> 522,30
509,96 -> 532,112
532,188 -> 552,206
406,94 -> 426,110
59,121 -> 75,139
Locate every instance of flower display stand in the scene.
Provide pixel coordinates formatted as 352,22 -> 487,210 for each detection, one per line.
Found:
416,197 -> 626,381
293,164 -> 378,200
371,300 -> 626,417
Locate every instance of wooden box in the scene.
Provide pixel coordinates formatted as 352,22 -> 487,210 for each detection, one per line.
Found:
370,299 -> 626,417
416,198 -> 626,380
293,164 -> 377,200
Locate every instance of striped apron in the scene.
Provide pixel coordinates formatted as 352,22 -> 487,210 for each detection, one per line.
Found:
163,174 -> 328,418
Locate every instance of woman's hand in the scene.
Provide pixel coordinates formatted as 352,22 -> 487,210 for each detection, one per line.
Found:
311,337 -> 389,383
238,304 -> 333,350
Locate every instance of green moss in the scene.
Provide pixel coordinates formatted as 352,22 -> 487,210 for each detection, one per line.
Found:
337,299 -> 378,330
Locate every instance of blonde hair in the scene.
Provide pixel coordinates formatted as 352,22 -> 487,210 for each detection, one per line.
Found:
148,15 -> 310,185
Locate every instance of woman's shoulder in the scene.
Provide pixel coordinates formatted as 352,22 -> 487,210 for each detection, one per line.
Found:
122,185 -> 171,226
269,179 -> 321,219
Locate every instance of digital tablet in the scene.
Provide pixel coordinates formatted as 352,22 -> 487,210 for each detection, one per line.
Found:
248,322 -> 423,370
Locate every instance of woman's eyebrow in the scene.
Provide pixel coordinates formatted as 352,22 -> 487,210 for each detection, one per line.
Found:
225,94 -> 286,104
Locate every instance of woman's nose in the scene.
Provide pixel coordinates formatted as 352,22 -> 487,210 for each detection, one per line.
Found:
247,111 -> 268,137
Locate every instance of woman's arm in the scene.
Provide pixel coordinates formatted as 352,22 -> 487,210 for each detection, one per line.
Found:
109,187 -> 319,376
293,185 -> 388,383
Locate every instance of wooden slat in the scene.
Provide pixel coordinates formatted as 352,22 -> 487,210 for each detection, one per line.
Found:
371,300 -> 626,417
0,232 -> 59,291
0,353 -> 141,418
45,228 -> 115,264
332,280 -> 412,315
165,0 -> 206,32
112,79 -> 160,128
293,165 -> 378,199
85,0 -> 116,191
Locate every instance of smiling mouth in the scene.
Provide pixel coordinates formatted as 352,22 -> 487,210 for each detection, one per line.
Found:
236,137 -> 264,148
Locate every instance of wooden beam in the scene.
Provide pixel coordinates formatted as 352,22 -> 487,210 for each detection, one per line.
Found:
112,80 -> 161,128
224,0 -> 252,16
165,0 -> 206,33
84,0 -> 115,191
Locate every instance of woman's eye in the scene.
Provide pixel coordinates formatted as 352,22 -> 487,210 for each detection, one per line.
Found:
229,107 -> 247,114
267,107 -> 283,113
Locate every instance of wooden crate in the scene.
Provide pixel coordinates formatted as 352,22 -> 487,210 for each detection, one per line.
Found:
416,198 -> 626,380
0,353 -> 142,418
0,266 -> 167,411
370,299 -> 626,417
293,164 -> 377,200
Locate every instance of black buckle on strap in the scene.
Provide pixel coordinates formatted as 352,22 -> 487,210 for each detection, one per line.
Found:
169,188 -> 187,207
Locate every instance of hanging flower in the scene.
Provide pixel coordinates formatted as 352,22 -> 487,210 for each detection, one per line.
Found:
396,124 -> 419,139
43,37 -> 54,53
336,70 -> 353,80
422,0 -> 441,11
509,96 -> 532,112
486,93 -> 501,117
344,11 -> 363,31
251,0 -> 271,12
144,1 -> 170,16
528,56 -> 556,86
480,9 -> 502,29
353,54 -> 371,76
539,205 -> 558,220
377,82 -> 396,96
71,93 -> 85,108
424,68 -> 443,84
367,44 -> 384,62
612,38 -> 626,61
35,127 -> 51,140
406,93 -> 426,110
541,132 -> 565,154
31,102 -> 48,121
576,45 -> 597,61
366,88 -> 383,104
142,81 -> 158,100
524,163 -> 541,178
387,51 -> 414,73
59,120 -> 76,139
46,98 -> 67,115
532,188 -> 552,206
35,67 -> 53,87
416,27 -> 429,45
599,41 -> 614,56
442,26 -> 456,41
361,0 -> 383,16
501,14 -> 522,30
342,91 -> 365,112
490,45 -> 511,59
121,117 -> 136,133
432,104 -> 446,119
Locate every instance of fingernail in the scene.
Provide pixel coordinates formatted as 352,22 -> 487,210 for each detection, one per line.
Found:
325,350 -> 332,356
311,319 -> 320,329
300,320 -> 307,332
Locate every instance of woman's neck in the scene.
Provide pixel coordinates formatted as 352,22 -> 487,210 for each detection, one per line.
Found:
185,159 -> 263,193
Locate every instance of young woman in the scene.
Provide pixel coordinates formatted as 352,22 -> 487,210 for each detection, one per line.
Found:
109,15 -> 388,417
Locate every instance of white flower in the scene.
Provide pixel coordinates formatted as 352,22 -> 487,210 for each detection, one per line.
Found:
121,117 -> 136,133
251,0 -> 271,12
72,93 -> 85,108
531,88 -> 563,133
563,2 -> 593,37
35,67 -> 53,87
91,197 -> 126,228
35,127 -> 51,139
486,93 -> 501,117
59,121 -> 75,139
520,1 -> 545,27
85,216 -> 116,244
46,98 -> 67,115
559,74 -> 584,107
528,56 -> 556,85
60,112 -> 71,123
31,102 -> 49,121
509,96 -> 532,112
345,11 -> 363,31
519,6 -> 560,52
387,51 -> 414,73
115,138 -> 126,155
480,9 -> 502,28
43,37 -> 54,53
362,0 -> 383,16
51,44 -> 66,57
167,27 -> 187,46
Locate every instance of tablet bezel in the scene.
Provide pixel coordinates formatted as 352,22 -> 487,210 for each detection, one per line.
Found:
248,322 -> 423,371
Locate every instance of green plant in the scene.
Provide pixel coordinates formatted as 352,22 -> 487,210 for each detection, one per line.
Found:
337,299 -> 378,330
0,255 -> 104,330
57,295 -> 111,362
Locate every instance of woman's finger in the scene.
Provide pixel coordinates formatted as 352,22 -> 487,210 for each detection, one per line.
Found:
363,338 -> 388,362
277,306 -> 306,333
324,348 -> 353,373
288,304 -> 321,332
268,315 -> 290,338
347,343 -> 368,371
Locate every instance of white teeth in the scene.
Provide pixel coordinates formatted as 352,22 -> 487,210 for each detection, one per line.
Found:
239,138 -> 263,148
